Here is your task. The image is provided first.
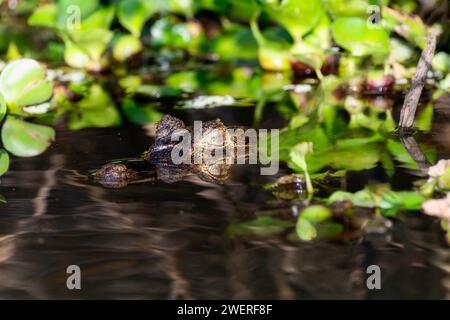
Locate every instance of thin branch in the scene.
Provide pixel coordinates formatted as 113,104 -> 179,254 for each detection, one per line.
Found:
399,135 -> 431,175
398,30 -> 438,133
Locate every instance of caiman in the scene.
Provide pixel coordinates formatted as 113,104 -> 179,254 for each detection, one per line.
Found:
92,114 -> 250,188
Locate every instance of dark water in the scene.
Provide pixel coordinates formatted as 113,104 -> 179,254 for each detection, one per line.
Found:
0,108 -> 449,300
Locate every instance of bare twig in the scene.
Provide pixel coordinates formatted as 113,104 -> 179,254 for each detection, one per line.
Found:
399,135 -> 431,175
398,30 -> 438,133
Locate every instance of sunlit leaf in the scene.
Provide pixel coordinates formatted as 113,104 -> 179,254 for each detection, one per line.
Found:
57,0 -> 99,28
300,205 -> 332,223
296,218 -> 317,241
322,0 -> 371,18
0,59 -> 53,108
328,189 -> 376,208
0,92 -> 6,121
113,34 -> 143,62
28,4 -> 57,28
331,17 -> 390,56
262,0 -> 325,40
0,148 -> 9,176
1,117 -> 55,157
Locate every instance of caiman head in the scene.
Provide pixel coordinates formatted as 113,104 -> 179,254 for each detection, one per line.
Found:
145,114 -> 249,183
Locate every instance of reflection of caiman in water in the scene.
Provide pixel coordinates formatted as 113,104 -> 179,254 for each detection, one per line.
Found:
92,114 -> 251,188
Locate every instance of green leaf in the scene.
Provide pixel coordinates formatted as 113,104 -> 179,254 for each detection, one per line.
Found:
117,0 -> 162,37
209,25 -> 258,61
432,52 -> 450,74
380,191 -> 426,211
57,0 -> 99,28
0,59 -> 53,107
296,218 -> 317,241
28,4 -> 57,28
113,34 -> 142,62
300,205 -> 332,223
328,189 -> 376,208
122,99 -> 163,125
77,5 -> 115,32
0,148 -> 9,176
65,28 -> 113,63
69,107 -> 122,130
0,92 -> 6,121
69,84 -> 122,130
415,103 -> 433,131
322,0 -> 370,18
317,222 -> 344,239
331,17 -> 390,56
262,0 -> 325,39
1,117 -> 55,157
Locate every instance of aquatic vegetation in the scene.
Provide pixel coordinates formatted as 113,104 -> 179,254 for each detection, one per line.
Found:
0,59 -> 55,172
0,0 -> 449,245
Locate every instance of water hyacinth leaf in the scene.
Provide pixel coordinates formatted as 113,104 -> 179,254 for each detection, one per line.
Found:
122,99 -> 163,125
321,0 -> 372,18
78,84 -> 113,109
165,71 -> 199,92
386,139 -> 436,170
1,117 -> 55,157
300,205 -> 332,223
257,46 -> 292,71
14,80 -> 53,108
328,189 -> 376,208
0,92 -> 6,121
0,59 -> 53,107
210,25 -> 258,61
380,191 -> 426,211
78,5 -> 115,32
28,4 -> 57,28
117,0 -> 163,37
69,106 -> 122,130
63,42 -> 91,69
250,14 -> 292,71
0,148 -> 9,176
69,29 -> 113,62
415,103 -> 433,131
331,17 -> 390,56
296,218 -> 317,241
57,0 -> 99,28
113,34 -> 143,62
262,0 -> 325,40
304,143 -> 381,173
432,52 -> 450,74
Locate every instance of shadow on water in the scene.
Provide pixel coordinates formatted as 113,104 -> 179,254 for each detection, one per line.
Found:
0,106 -> 449,299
